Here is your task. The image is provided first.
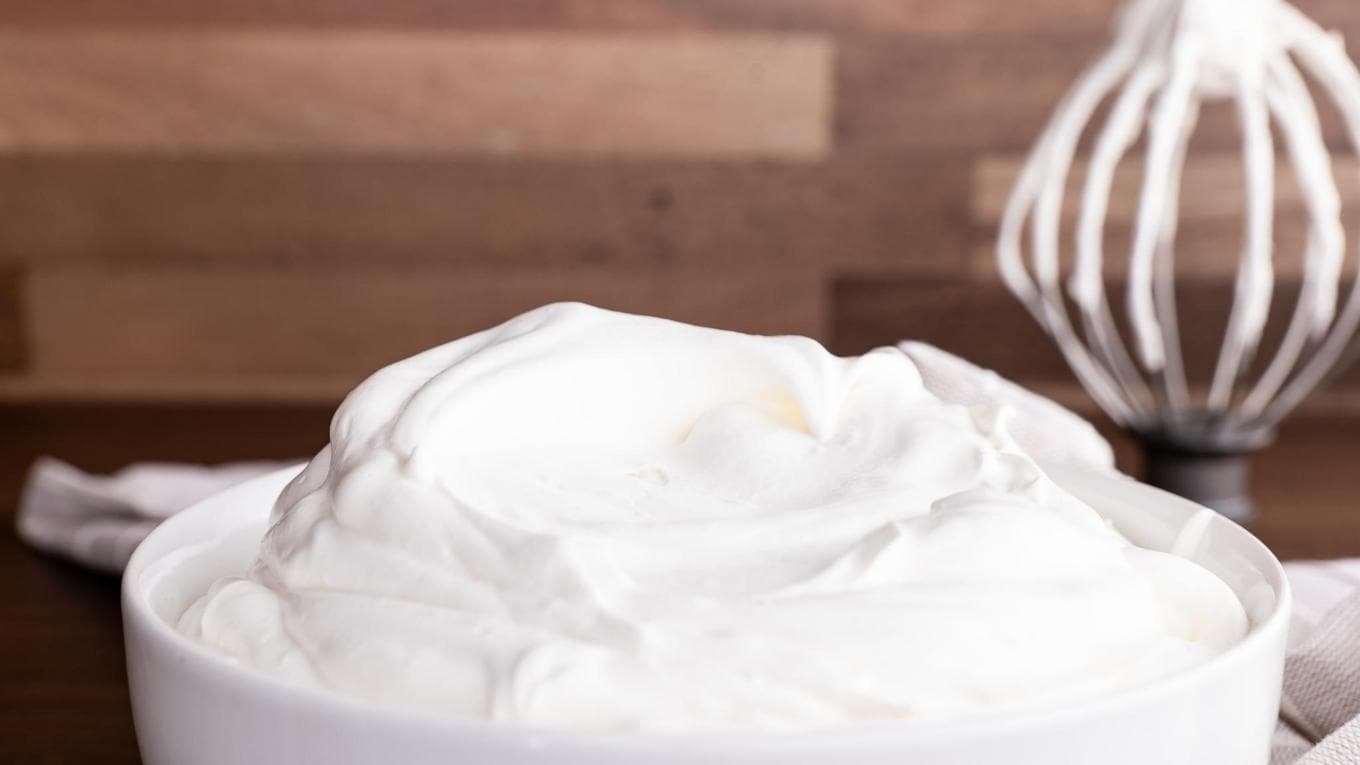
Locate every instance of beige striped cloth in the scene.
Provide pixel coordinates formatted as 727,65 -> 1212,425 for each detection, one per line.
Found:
1274,560 -> 1360,764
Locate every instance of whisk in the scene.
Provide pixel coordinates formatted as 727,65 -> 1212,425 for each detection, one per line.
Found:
999,0 -> 1360,523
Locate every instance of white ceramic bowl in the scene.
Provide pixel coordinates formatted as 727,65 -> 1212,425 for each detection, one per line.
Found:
123,465 -> 1290,765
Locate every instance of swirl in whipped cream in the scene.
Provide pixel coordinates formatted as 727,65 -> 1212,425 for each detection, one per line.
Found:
180,303 -> 1247,730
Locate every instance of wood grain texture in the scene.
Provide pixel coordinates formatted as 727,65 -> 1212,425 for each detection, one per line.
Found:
967,216 -> 1356,280
831,274 -> 1071,379
836,30 -> 1104,151
0,1 -> 1346,409
0,544 -> 135,765
1,0 -> 1350,37
1251,414 -> 1360,559
973,154 -> 1360,228
0,0 -> 1123,34
18,265 -> 824,394
0,265 -> 22,371
969,152 -> 1360,280
0,152 -> 969,270
837,25 -> 1357,151
0,404 -> 336,763
831,274 -> 1360,389
0,32 -> 831,158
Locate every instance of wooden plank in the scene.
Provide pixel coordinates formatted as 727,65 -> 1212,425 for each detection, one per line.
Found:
0,266 -> 23,371
0,376 -> 358,404
19,265 -> 825,393
831,274 -> 1072,380
1251,414 -> 1360,559
836,30 -> 1104,151
5,0 -> 1356,41
969,152 -> 1360,280
839,26 -> 1357,151
0,0 -> 1123,34
973,153 -> 1360,228
967,217 -> 1358,280
831,273 -> 1360,390
4,0 -> 1358,44
1024,383 -> 1360,422
0,152 -> 970,270
0,32 -> 831,158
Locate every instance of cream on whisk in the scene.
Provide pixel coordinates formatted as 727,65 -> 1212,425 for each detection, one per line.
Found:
179,303 -> 1247,730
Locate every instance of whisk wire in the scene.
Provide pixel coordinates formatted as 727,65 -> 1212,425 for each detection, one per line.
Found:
1150,98 -> 1199,415
999,42 -> 1147,423
1260,4 -> 1360,427
1206,75 -> 1275,412
1127,38 -> 1198,375
1241,55 -> 1344,417
1073,62 -> 1165,414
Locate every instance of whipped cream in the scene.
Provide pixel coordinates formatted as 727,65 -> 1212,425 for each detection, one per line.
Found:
180,303 -> 1248,731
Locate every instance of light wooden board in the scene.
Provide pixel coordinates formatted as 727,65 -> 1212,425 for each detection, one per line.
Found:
0,32 -> 831,158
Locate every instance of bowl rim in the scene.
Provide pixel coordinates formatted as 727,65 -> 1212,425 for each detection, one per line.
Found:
122,464 -> 1292,752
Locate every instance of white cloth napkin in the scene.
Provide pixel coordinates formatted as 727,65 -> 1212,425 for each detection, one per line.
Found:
16,456 -> 287,573
1273,561 -> 1360,764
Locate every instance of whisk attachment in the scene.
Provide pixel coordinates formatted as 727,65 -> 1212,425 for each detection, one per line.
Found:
999,0 -> 1360,523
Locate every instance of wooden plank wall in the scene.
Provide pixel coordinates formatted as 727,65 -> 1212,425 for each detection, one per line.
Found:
1,0 -> 1359,416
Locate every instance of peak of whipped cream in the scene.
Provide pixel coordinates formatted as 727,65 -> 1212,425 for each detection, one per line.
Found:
180,303 -> 1247,731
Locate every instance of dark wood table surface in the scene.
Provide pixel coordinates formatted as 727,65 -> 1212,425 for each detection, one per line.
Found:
2,404 -> 1358,764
